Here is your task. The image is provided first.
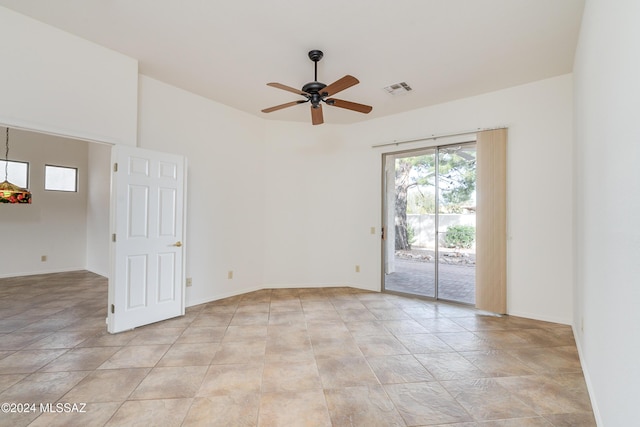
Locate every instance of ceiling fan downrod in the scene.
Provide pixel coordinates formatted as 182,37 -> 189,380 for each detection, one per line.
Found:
308,49 -> 323,82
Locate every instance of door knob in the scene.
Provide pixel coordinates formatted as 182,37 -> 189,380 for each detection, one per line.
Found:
173,241 -> 182,247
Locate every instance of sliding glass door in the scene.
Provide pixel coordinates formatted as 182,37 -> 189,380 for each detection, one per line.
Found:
382,142 -> 477,304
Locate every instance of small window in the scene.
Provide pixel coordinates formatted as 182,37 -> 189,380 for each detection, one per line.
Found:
0,160 -> 29,188
45,165 -> 78,192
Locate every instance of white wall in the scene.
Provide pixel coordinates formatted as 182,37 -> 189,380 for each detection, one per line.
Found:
85,143 -> 111,276
137,76 -> 267,306
0,6 -> 138,146
262,122 -> 382,289
573,0 -> 640,425
264,74 -> 574,324
0,129 -> 89,277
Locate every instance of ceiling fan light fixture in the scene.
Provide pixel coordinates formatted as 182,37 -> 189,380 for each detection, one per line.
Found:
1,128 -> 32,204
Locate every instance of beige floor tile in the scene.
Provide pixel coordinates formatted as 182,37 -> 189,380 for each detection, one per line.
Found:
495,375 -> 594,415
190,312 -> 233,328
451,315 -> 513,331
366,354 -> 435,384
75,330 -> 138,348
262,360 -> 322,393
269,299 -> 303,313
27,402 -> 121,427
265,338 -> 316,363
62,368 -> 150,402
507,346 -> 583,374
0,332 -> 54,351
130,327 -> 184,345
267,310 -> 306,326
230,311 -> 270,326
368,308 -> 413,320
384,381 -> 473,425
478,418 -> 553,426
97,344 -> 170,369
434,331 -> 496,352
459,350 -> 537,377
324,385 -> 405,426
0,406 -> 40,427
542,412 -> 597,426
156,342 -> 219,366
354,333 -> 411,356
336,308 -> 378,322
210,340 -> 266,364
441,378 -> 538,421
414,352 -> 488,381
395,333 -> 455,353
129,365 -> 208,399
0,373 -> 26,393
310,333 -> 363,358
175,326 -> 226,344
24,331 -> 101,350
183,394 -> 260,426
39,347 -> 120,372
223,325 -> 268,342
0,349 -> 68,374
105,398 -> 192,426
258,390 -> 332,427
197,363 -> 264,396
416,318 -> 469,333
316,356 -> 379,388
472,330 -> 534,349
0,371 -> 89,403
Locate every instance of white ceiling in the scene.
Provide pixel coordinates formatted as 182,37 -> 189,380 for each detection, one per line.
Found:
0,0 -> 585,125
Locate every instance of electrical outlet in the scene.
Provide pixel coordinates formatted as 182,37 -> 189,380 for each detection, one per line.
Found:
355,265 -> 360,273
41,255 -> 47,262
186,277 -> 192,287
228,271 -> 233,279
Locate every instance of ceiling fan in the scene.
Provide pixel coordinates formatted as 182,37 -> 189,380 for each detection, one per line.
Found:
261,50 -> 373,125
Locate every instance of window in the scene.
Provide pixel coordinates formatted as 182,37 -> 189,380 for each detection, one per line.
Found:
0,160 -> 29,188
45,165 -> 78,192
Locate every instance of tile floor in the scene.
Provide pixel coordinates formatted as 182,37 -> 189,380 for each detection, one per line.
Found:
0,271 -> 595,426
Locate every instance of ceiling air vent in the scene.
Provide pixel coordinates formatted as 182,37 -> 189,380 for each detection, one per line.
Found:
383,82 -> 412,95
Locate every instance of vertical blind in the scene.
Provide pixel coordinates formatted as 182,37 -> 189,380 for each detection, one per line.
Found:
475,128 -> 508,313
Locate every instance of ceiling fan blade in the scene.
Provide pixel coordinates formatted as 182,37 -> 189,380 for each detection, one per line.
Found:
267,82 -> 310,96
261,100 -> 307,113
321,75 -> 359,97
327,98 -> 373,114
311,104 -> 324,125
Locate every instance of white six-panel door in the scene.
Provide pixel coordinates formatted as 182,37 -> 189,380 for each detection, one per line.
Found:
108,145 -> 186,333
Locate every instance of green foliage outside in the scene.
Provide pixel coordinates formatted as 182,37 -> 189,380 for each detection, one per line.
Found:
407,224 -> 417,248
395,146 -> 476,250
444,225 -> 475,249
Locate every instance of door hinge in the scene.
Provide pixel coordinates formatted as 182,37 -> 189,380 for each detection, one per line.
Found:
113,163 -> 118,172
381,227 -> 385,240
111,304 -> 115,314
112,233 -> 116,242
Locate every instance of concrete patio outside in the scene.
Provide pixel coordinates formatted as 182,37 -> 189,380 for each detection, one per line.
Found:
384,257 -> 476,305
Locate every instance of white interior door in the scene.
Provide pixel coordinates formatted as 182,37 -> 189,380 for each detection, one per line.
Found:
108,145 -> 186,333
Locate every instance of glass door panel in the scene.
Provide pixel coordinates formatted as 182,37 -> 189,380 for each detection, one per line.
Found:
383,149 -> 437,298
436,143 -> 477,304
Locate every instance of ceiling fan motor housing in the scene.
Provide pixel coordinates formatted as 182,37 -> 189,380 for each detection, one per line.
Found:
302,81 -> 327,94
